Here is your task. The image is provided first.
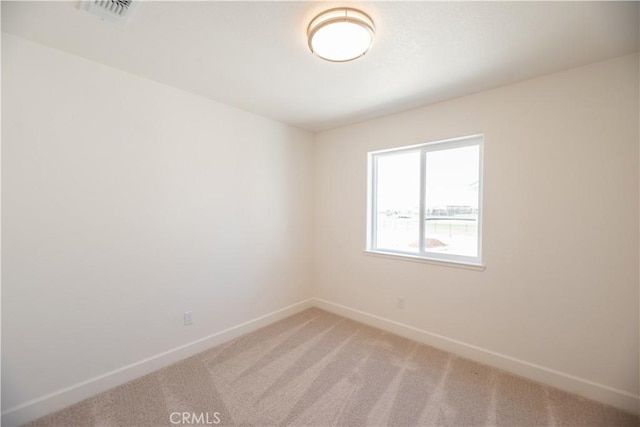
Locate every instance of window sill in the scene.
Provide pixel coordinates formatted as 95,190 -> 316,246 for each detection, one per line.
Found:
363,250 -> 486,271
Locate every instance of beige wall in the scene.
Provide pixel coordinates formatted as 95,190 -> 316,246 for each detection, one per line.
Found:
313,54 -> 639,404
2,34 -> 314,414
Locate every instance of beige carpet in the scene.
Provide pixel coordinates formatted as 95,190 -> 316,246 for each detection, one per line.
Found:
27,308 -> 638,426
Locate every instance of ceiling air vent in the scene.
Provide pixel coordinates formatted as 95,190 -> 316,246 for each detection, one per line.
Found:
82,0 -> 138,24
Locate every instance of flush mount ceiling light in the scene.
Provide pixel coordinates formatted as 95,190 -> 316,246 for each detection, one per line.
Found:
307,8 -> 375,62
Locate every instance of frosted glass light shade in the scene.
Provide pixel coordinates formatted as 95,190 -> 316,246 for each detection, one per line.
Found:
307,8 -> 375,62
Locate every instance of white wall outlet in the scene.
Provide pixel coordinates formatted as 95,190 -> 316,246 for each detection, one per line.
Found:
184,311 -> 193,326
398,297 -> 405,309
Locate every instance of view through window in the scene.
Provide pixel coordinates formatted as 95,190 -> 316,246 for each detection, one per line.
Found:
368,135 -> 483,264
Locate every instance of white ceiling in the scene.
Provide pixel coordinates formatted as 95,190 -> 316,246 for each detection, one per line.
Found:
2,1 -> 639,132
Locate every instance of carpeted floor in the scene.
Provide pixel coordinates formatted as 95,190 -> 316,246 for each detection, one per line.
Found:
27,308 -> 638,426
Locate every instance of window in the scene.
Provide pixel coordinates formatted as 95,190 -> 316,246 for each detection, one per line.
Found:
367,135 -> 483,266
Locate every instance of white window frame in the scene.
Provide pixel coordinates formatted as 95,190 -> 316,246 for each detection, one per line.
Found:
366,134 -> 484,267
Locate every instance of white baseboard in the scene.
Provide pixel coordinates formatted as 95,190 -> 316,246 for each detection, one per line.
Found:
312,297 -> 640,415
1,298 -> 314,427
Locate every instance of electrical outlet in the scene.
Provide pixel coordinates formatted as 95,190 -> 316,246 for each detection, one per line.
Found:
398,297 -> 405,309
184,311 -> 193,326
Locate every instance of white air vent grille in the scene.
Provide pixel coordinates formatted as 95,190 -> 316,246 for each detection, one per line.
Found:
83,0 -> 138,24
95,0 -> 131,17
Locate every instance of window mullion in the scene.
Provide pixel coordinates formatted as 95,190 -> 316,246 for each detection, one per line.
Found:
418,148 -> 426,255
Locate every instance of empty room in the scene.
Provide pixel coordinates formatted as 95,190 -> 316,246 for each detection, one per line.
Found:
2,1 -> 639,426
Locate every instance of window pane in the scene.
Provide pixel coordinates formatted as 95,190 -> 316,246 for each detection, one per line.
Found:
424,145 -> 479,257
375,151 -> 420,253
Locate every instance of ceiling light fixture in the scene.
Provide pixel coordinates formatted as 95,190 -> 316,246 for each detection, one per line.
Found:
307,8 -> 375,62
